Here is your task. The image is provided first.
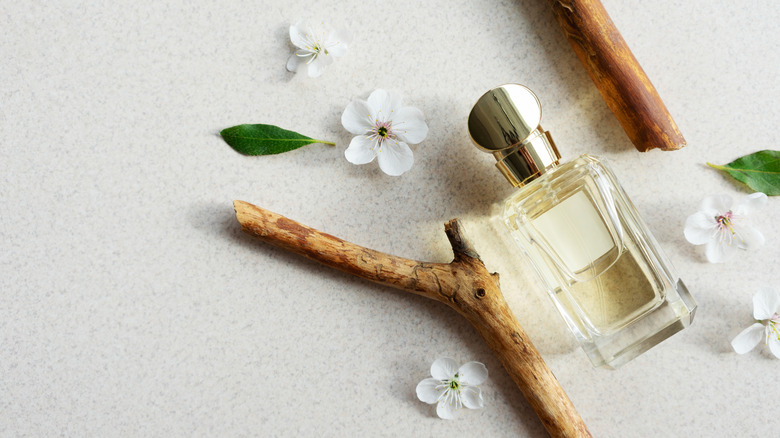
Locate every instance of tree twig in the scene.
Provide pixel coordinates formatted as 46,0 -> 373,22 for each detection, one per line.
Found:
234,200 -> 592,438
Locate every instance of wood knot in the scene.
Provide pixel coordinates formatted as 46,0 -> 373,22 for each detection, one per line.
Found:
475,288 -> 486,299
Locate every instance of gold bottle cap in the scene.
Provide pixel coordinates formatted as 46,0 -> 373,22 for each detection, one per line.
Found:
468,84 -> 561,187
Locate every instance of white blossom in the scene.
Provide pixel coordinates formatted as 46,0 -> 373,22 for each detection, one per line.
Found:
341,89 -> 428,176
683,192 -> 767,263
731,288 -> 780,359
415,358 -> 487,419
286,21 -> 350,78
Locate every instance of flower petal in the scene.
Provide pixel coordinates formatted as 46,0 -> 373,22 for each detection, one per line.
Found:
733,192 -> 768,216
306,55 -> 333,78
458,361 -> 488,386
704,239 -> 736,263
461,386 -> 484,410
377,139 -> 414,176
683,212 -> 716,245
393,106 -> 428,145
325,29 -> 351,57
344,136 -> 376,165
367,89 -> 402,122
753,288 -> 780,320
731,323 -> 765,354
701,194 -> 732,213
286,53 -> 305,72
416,378 -> 445,404
735,225 -> 765,250
289,22 -> 310,49
341,99 -> 374,135
436,397 -> 458,420
734,225 -> 765,249
768,336 -> 780,359
367,89 -> 388,109
430,358 -> 458,381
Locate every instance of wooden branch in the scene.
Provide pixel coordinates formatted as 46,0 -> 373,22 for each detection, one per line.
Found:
234,200 -> 592,438
549,0 -> 686,152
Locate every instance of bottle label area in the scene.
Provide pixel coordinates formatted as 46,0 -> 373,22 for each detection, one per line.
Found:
533,190 -> 614,274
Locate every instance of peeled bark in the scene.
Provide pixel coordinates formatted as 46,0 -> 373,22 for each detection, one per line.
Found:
550,0 -> 686,152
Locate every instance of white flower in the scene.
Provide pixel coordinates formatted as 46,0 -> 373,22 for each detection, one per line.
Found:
683,192 -> 767,263
731,288 -> 780,359
341,89 -> 428,176
286,21 -> 350,78
415,358 -> 487,420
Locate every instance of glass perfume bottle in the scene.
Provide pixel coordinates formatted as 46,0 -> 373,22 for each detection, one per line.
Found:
468,84 -> 696,369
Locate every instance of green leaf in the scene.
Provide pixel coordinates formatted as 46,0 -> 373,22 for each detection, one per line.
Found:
220,124 -> 335,155
707,150 -> 780,196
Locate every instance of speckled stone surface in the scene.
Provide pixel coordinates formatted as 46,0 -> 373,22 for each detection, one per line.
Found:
2,1 -> 779,436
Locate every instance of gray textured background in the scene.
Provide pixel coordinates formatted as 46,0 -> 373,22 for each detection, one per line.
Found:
2,0 -> 779,436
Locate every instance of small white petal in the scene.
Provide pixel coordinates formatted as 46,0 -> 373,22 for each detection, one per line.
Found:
286,53 -> 304,72
701,194 -> 732,213
458,361 -> 488,386
704,239 -> 736,263
753,288 -> 780,320
306,55 -> 333,78
341,99 -> 374,134
377,139 -> 414,176
683,212 -> 716,245
330,29 -> 352,45
393,106 -> 429,144
430,358 -> 458,381
735,226 -> 765,250
733,192 -> 768,216
344,136 -> 377,165
326,43 -> 348,58
367,89 -> 402,121
289,23 -> 309,49
461,386 -> 484,410
307,61 -> 324,78
325,29 -> 351,57
367,89 -> 388,115
768,336 -> 780,359
436,397 -> 458,420
731,323 -> 765,354
416,378 -> 445,404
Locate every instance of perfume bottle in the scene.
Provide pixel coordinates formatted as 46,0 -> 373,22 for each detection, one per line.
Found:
468,84 -> 696,369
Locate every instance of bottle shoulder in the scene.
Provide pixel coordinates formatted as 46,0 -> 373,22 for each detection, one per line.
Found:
503,154 -> 619,216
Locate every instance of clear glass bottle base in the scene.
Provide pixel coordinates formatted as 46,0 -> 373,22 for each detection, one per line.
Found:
582,279 -> 696,369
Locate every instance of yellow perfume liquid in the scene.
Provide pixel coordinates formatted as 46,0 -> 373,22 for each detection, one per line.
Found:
469,85 -> 696,368
567,250 -> 658,334
524,188 -> 658,334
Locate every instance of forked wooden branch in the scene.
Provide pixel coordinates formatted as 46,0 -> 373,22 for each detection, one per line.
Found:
234,200 -> 591,438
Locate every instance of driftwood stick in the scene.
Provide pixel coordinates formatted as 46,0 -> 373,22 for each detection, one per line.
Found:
549,0 -> 686,152
234,200 -> 592,438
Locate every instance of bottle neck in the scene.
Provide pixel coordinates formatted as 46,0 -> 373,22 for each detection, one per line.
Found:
494,129 -> 562,187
